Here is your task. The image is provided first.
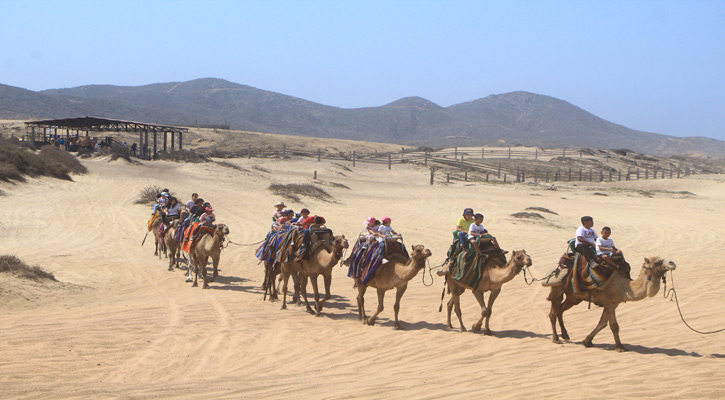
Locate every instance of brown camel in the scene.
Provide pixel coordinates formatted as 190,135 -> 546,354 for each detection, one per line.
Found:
151,217 -> 164,259
163,220 -> 182,271
280,235 -> 349,316
69,136 -> 97,149
444,249 -> 532,334
356,244 -> 432,329
191,224 -> 230,289
548,256 -> 676,352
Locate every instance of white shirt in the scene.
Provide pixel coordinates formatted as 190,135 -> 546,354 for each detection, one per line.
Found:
575,226 -> 597,247
596,237 -> 615,255
468,223 -> 487,236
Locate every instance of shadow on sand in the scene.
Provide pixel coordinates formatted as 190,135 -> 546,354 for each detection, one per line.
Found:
563,339 -> 711,357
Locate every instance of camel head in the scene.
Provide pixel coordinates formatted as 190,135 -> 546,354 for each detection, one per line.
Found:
511,249 -> 532,267
409,244 -> 432,266
333,235 -> 349,250
643,256 -> 676,277
215,224 -> 230,238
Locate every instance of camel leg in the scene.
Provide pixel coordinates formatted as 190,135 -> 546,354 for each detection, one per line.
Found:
191,254 -> 199,287
200,256 -> 210,289
608,307 -> 627,352
481,288 -> 500,336
299,274 -> 313,313
367,287 -> 386,326
548,286 -> 565,343
318,271 -> 332,312
309,274 -> 322,317
471,290 -> 486,332
392,285 -> 408,330
446,296 -> 455,330
280,267 -> 289,310
291,271 -> 300,305
207,255 -> 219,283
583,306 -> 610,348
557,295 -> 579,341
356,280 -> 367,323
452,291 -> 466,332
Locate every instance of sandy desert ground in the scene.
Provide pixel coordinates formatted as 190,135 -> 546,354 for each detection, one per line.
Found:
1,151 -> 724,399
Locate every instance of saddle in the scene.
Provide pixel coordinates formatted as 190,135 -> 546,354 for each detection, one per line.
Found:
309,228 -> 332,255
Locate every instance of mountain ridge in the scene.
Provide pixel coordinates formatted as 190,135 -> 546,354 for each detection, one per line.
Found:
1,78 -> 723,157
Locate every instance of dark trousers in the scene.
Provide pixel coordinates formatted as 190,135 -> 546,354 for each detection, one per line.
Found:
575,243 -> 597,262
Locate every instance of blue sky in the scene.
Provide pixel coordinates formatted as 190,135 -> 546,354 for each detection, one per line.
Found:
2,1 -> 724,141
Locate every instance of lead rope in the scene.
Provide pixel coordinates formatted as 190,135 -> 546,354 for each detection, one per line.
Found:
422,258 -> 435,287
662,270 -> 725,334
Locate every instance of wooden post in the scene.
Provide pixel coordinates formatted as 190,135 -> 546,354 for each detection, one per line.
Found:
460,154 -> 464,170
534,168 -> 538,183
497,163 -> 501,178
645,169 -> 649,179
677,168 -> 681,178
424,151 -> 428,166
579,149 -> 582,158
283,144 -> 286,159
464,171 -> 468,181
139,132 -> 143,158
636,168 -> 640,180
353,151 -> 356,167
454,147 -> 458,160
486,173 -> 489,182
562,148 -> 565,158
171,131 -> 175,150
163,131 -> 167,152
535,149 -> 538,160
248,144 -> 251,159
178,132 -> 183,150
516,167 -> 520,182
447,173 -> 450,183
388,154 -> 391,170
43,127 -> 47,142
568,167 -> 572,181
144,131 -> 149,160
578,167 -> 582,181
153,132 -> 157,157
504,173 -> 507,183
481,147 -> 484,159
618,169 -> 622,181
317,148 -> 321,162
314,171 -> 317,179
508,147 -> 511,159
430,170 -> 434,185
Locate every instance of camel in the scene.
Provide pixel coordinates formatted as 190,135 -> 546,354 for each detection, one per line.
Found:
163,220 -> 182,271
356,244 -> 432,329
444,249 -> 532,334
151,216 -> 165,259
190,224 -> 230,289
69,136 -> 97,150
548,256 -> 676,352
280,235 -> 349,316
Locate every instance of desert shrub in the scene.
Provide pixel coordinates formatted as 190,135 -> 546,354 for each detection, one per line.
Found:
269,183 -> 332,202
326,181 -> 351,189
0,255 -> 57,281
252,164 -> 270,173
511,212 -> 544,219
156,150 -> 209,163
610,149 -> 632,156
414,146 -> 437,152
135,185 -> 164,205
0,140 -> 86,182
525,207 -> 558,215
215,160 -> 248,172
334,163 -> 352,172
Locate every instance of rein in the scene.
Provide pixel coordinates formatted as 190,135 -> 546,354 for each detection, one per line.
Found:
225,239 -> 265,247
662,270 -> 725,335
421,258 -> 435,287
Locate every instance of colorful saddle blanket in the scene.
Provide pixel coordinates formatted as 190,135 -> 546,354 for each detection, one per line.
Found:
563,252 -> 631,294
444,236 -> 501,290
182,223 -> 214,253
348,239 -> 409,285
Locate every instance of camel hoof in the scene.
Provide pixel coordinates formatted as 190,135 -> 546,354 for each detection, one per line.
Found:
553,338 -> 562,344
366,318 -> 375,326
202,285 -> 210,289
192,282 -> 198,287
446,324 -> 454,330
394,323 -> 404,330
207,278 -> 215,283
168,267 -> 174,272
483,330 -> 494,336
186,277 -> 193,283
561,333 -> 570,341
583,339 -> 593,348
471,324 -> 482,332
281,304 -> 287,310
615,346 -> 628,353
460,326 -> 467,333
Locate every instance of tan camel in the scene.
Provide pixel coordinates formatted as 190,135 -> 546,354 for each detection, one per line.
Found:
69,136 -> 97,149
191,224 -> 230,289
548,256 -> 676,352
163,220 -> 182,271
356,244 -> 432,329
444,249 -> 532,334
280,235 -> 349,316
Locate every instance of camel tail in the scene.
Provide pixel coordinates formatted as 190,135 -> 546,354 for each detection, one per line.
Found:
438,279 -> 447,312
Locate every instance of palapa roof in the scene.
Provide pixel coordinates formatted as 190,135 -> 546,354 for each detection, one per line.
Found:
25,116 -> 188,134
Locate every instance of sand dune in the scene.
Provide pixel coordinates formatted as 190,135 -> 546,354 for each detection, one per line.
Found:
1,155 -> 723,399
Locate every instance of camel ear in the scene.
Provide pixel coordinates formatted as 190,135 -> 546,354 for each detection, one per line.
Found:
644,257 -> 651,264
341,235 -> 345,239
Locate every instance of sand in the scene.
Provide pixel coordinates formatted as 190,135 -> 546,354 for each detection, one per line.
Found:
1,153 -> 724,399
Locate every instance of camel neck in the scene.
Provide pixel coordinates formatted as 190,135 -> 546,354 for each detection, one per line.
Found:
625,266 -> 662,301
399,255 -> 425,281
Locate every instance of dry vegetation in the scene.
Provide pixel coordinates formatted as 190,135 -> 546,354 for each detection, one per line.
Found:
135,185 -> 165,205
0,139 -> 87,182
0,255 -> 57,281
268,183 -> 332,202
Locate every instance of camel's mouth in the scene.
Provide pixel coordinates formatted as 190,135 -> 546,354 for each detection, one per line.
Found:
666,260 -> 676,270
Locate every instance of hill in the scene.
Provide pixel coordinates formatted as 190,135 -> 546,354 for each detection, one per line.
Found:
1,78 -> 723,157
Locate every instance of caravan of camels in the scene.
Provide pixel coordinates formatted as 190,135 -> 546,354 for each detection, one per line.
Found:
146,189 -> 676,352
